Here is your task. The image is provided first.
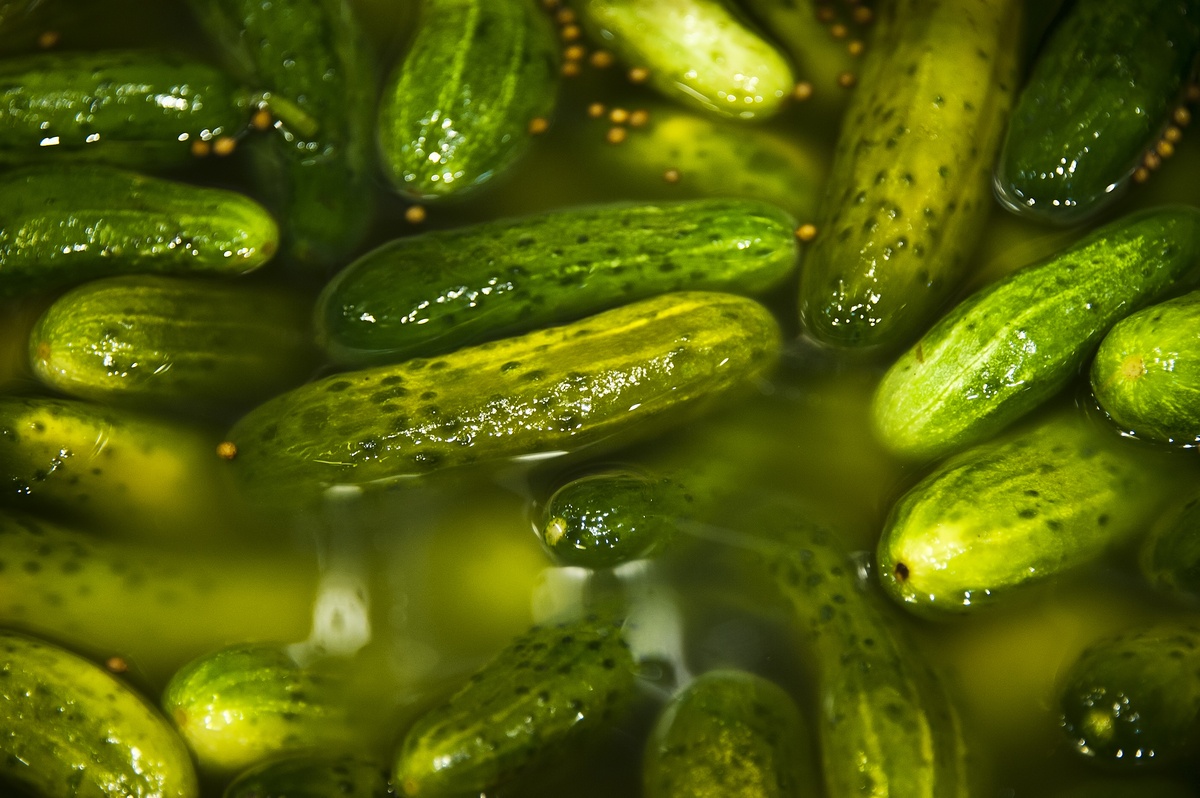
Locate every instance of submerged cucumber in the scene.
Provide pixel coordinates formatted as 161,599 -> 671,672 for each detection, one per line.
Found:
394,613 -> 638,797
1140,491 -> 1200,604
872,206 -> 1200,461
316,200 -> 797,364
0,629 -> 198,798
799,0 -> 1021,348
379,0 -> 559,199
643,669 -> 816,798
224,754 -> 393,798
228,292 -> 780,492
996,0 -> 1200,223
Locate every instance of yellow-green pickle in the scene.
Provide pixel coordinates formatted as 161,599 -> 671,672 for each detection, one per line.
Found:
7,0 -> 1200,797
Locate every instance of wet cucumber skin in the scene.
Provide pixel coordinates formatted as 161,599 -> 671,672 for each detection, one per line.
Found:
800,0 -> 1021,349
0,166 -> 278,296
394,614 -> 637,797
872,206 -> 1200,461
316,200 -> 797,364
379,0 -> 559,199
229,292 -> 781,492
996,0 -> 1200,223
0,629 -> 199,798
224,754 -> 394,798
1140,492 -> 1200,603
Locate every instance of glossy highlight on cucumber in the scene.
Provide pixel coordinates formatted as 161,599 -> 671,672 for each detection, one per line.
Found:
224,754 -> 394,798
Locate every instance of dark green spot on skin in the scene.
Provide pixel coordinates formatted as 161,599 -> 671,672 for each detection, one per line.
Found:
327,381 -> 351,393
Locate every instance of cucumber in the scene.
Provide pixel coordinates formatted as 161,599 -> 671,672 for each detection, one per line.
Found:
0,165 -> 278,296
1091,291 -> 1200,444
540,471 -> 686,568
0,50 -> 253,168
1140,491 -> 1200,604
877,414 -> 1161,618
872,206 -> 1200,461
30,275 -> 314,410
799,0 -> 1022,349
995,0 -> 1200,223
227,291 -> 781,492
643,669 -> 815,798
224,754 -> 392,798
394,613 -> 638,797
1060,624 -> 1200,767
163,643 -> 352,776
378,0 -> 559,199
573,0 -> 794,121
315,200 -> 797,364
0,629 -> 198,798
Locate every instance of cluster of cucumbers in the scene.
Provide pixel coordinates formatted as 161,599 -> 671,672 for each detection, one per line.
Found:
2,0 -> 1200,796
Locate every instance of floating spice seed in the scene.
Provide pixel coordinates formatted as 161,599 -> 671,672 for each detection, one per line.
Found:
664,169 -> 680,183
556,8 -> 575,23
587,102 -> 606,118
591,50 -> 614,68
191,140 -> 212,157
528,117 -> 549,134
1188,85 -> 1200,103
564,44 -> 585,61
1176,107 -> 1192,126
1165,126 -> 1183,143
217,441 -> 238,460
796,224 -> 818,242
38,30 -> 59,48
561,24 -> 580,41
1156,140 -> 1175,158
106,656 -> 129,673
606,126 -> 627,144
1145,151 -> 1162,170
213,136 -> 237,156
1133,167 -> 1151,183
610,107 -> 630,124
405,205 -> 427,224
838,72 -> 856,88
542,0 -> 559,8
629,67 -> 649,83
629,109 -> 649,127
794,82 -> 814,101
251,108 -> 273,131
562,61 -> 581,77
831,23 -> 848,38
854,6 -> 873,23
848,40 -> 865,56
817,7 -> 835,22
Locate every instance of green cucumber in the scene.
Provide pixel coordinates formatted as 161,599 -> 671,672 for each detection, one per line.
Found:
0,629 -> 198,798
643,669 -> 815,798
30,276 -> 314,410
995,0 -> 1200,223
316,199 -> 797,364
1060,624 -> 1200,766
1140,491 -> 1200,603
799,0 -> 1022,348
227,291 -> 781,492
378,0 -> 559,199
0,50 -> 253,168
872,206 -> 1200,461
1091,291 -> 1200,444
394,613 -> 638,797
163,644 -> 351,776
0,165 -> 278,296
877,415 -> 1161,618
224,754 -> 392,798
573,0 -> 794,121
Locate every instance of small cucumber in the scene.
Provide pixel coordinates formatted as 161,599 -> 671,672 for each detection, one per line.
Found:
1140,491 -> 1200,604
877,415 -> 1161,618
378,0 -> 559,199
1091,291 -> 1200,444
1060,624 -> 1200,767
872,206 -> 1200,461
0,166 -> 277,296
799,0 -> 1022,348
227,291 -> 780,492
995,0 -> 1200,223
30,276 -> 314,410
316,199 -> 797,364
0,50 -> 253,168
573,0 -> 793,121
163,644 -> 351,776
394,613 -> 637,797
643,669 -> 816,798
0,629 -> 198,798
224,754 -> 393,798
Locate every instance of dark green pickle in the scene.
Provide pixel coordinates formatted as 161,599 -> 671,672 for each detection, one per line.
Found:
1141,491 -> 1200,604
224,754 -> 394,798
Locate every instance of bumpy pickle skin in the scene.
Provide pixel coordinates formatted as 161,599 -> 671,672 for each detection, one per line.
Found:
224,754 -> 394,798
0,629 -> 199,798
995,0 -> 1200,224
877,415 -> 1161,618
379,0 -> 559,199
799,0 -> 1022,349
1140,491 -> 1200,603
872,206 -> 1200,461
316,199 -> 797,364
1060,624 -> 1200,767
394,613 -> 638,797
643,669 -> 817,798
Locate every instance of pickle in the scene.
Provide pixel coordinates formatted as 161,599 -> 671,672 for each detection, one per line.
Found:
224,754 -> 393,798
1140,491 -> 1200,604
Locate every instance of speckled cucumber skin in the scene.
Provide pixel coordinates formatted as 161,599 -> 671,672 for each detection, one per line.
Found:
0,629 -> 199,798
0,165 -> 277,296
1060,624 -> 1200,767
573,0 -> 794,121
1091,291 -> 1200,444
228,292 -> 781,492
394,614 -> 637,798
0,50 -> 252,168
872,206 -> 1200,461
316,200 -> 797,364
996,0 -> 1200,223
31,275 -> 313,409
643,669 -> 815,798
877,416 -> 1160,618
800,0 -> 1021,349
1140,491 -> 1200,603
378,0 -> 559,199
224,754 -> 394,798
